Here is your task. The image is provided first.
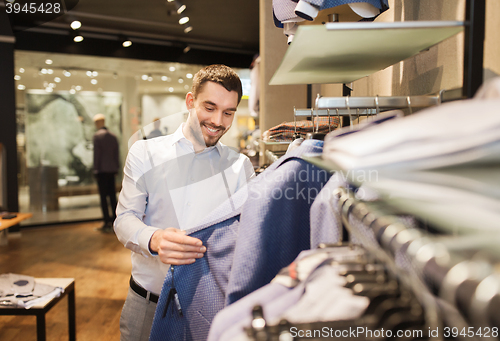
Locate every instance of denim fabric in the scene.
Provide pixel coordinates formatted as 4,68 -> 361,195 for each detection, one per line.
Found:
149,143 -> 331,341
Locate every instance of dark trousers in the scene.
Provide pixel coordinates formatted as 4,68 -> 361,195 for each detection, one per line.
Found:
96,173 -> 117,224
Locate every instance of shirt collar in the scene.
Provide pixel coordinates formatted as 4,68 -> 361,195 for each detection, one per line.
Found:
171,123 -> 222,154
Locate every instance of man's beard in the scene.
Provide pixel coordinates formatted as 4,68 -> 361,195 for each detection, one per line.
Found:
199,121 -> 227,147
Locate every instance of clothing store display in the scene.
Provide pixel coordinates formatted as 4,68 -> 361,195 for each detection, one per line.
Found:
322,98 -> 500,173
149,142 -> 331,341
262,117 -> 339,142
115,123 -> 254,296
0,273 -> 63,309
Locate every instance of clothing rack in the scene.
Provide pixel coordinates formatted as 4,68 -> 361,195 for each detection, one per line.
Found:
336,187 -> 500,337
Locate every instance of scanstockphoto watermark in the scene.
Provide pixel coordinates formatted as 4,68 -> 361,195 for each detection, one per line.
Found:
289,326 -> 424,339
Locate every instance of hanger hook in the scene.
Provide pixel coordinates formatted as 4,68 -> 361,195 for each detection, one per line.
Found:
327,109 -> 331,132
293,106 -> 298,138
407,96 -> 413,115
336,108 -> 340,129
375,95 -> 380,121
315,94 -> 321,133
345,96 -> 353,129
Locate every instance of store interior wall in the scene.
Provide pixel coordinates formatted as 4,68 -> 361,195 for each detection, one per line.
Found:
317,0 -> 499,99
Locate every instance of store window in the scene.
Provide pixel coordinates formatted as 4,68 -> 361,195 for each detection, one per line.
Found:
15,51 -> 254,226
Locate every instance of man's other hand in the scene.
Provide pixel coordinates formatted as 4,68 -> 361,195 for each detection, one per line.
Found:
149,228 -> 206,265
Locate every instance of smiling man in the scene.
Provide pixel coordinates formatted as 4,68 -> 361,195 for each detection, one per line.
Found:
114,64 -> 255,341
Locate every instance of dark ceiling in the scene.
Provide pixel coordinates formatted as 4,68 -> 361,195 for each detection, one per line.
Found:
2,0 -> 260,68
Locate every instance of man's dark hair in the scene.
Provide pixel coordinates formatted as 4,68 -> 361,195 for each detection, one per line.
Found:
191,64 -> 243,104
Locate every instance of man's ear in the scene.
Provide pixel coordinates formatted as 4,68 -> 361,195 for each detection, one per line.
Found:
185,92 -> 194,109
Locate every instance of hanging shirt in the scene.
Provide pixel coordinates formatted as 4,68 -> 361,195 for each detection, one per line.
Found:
114,123 -> 255,295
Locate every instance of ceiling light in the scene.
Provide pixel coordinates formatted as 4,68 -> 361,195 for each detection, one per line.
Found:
91,79 -> 98,85
14,75 -> 21,80
45,87 -> 53,93
86,71 -> 92,77
167,0 -> 174,2
41,68 -> 48,74
183,46 -> 190,53
92,71 -> 98,77
177,4 -> 186,14
179,16 -> 189,25
184,25 -> 193,33
19,68 -> 25,73
63,70 -> 71,77
141,74 -> 148,81
148,76 -> 153,82
74,35 -> 84,43
17,84 -> 26,90
75,85 -> 82,91
178,78 -> 184,83
161,76 -> 168,81
184,85 -> 189,90
70,21 -> 81,30
122,40 -> 132,47
47,69 -> 54,74
69,89 -> 76,94
45,59 -> 53,65
54,77 -> 61,83
169,87 -> 174,92
186,73 -> 193,79
169,66 -> 176,72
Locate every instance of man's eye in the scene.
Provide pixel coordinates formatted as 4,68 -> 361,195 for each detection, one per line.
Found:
205,107 -> 214,112
224,112 -> 234,116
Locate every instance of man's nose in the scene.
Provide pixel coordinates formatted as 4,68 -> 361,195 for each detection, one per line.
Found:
210,110 -> 223,127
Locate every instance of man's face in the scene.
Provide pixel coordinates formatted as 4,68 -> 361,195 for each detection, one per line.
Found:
185,81 -> 238,147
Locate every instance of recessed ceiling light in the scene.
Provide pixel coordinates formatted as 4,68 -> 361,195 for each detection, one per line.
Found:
184,85 -> 189,90
177,4 -> 186,14
186,73 -> 193,79
63,70 -> 72,77
169,87 -> 174,92
45,87 -> 53,93
91,79 -> 98,85
41,68 -> 48,74
148,76 -> 153,82
178,78 -> 184,84
141,74 -> 148,81
45,59 -> 53,65
122,40 -> 132,47
75,85 -> 82,91
169,66 -> 176,72
92,71 -> 98,77
179,17 -> 189,25
161,76 -> 168,81
19,68 -> 25,73
17,84 -> 26,90
69,89 -> 76,94
74,35 -> 84,43
184,26 -> 193,33
86,71 -> 92,77
47,69 -> 54,74
54,77 -> 61,83
14,75 -> 21,80
71,21 -> 81,30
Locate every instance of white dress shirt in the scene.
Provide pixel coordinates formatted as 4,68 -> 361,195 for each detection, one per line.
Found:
115,123 -> 255,294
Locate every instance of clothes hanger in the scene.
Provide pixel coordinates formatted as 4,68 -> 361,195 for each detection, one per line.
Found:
407,96 -> 413,115
346,96 -> 354,129
306,94 -> 326,140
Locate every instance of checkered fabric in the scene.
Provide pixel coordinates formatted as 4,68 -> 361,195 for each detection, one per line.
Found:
149,143 -> 331,341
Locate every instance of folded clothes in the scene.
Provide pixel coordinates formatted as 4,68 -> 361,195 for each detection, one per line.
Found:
322,98 -> 500,172
263,117 -> 339,142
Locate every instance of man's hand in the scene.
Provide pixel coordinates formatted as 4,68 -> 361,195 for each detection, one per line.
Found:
149,228 -> 206,265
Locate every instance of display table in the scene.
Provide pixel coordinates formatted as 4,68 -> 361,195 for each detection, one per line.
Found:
0,278 -> 76,341
0,212 -> 33,246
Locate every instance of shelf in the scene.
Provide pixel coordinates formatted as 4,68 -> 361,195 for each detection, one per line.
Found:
270,21 -> 464,85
